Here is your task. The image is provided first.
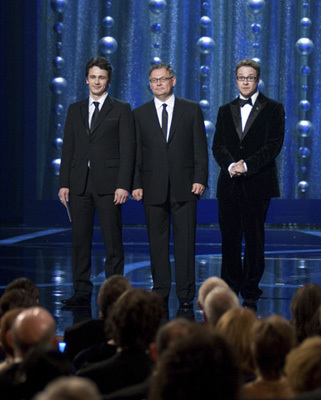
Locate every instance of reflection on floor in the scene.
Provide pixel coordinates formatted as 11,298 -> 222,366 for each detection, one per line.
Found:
1,225 -> 321,335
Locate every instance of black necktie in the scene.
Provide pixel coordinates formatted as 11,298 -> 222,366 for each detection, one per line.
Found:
90,101 -> 100,131
162,103 -> 168,139
239,97 -> 252,107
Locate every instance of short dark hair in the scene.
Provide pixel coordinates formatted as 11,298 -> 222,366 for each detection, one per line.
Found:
5,277 -> 39,302
235,58 -> 260,76
85,57 -> 112,79
149,62 -> 175,77
98,275 -> 131,319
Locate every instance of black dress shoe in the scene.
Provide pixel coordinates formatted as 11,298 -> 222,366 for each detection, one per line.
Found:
61,295 -> 91,307
242,299 -> 258,312
178,300 -> 194,310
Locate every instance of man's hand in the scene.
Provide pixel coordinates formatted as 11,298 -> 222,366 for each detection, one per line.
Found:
58,188 -> 70,207
230,160 -> 246,177
114,188 -> 129,205
191,183 -> 205,195
132,189 -> 143,201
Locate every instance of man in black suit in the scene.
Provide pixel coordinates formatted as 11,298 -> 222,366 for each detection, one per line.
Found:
212,58 -> 285,310
132,63 -> 208,312
58,57 -> 135,306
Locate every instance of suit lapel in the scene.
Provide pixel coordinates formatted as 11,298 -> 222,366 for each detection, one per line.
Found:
80,100 -> 90,135
168,97 -> 184,142
242,93 -> 267,139
230,99 -> 243,140
147,100 -> 166,141
90,95 -> 113,136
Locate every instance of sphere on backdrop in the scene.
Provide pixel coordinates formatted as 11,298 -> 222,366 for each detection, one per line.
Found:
296,120 -> 313,138
204,120 -> 214,136
99,36 -> 118,55
296,38 -> 314,56
151,23 -> 162,33
53,104 -> 64,116
50,0 -> 68,13
300,17 -> 312,29
102,16 -> 115,28
246,0 -> 266,15
258,78 -> 264,91
197,36 -> 215,54
300,65 -> 311,76
53,56 -> 65,68
200,65 -> 210,77
299,100 -> 311,112
297,181 -> 309,193
50,159 -> 61,176
251,23 -> 262,33
200,16 -> 212,28
53,22 -> 63,34
299,146 -> 310,159
50,77 -> 67,95
148,0 -> 167,14
53,137 -> 63,150
151,57 -> 162,64
199,100 -> 210,112
55,123 -> 62,131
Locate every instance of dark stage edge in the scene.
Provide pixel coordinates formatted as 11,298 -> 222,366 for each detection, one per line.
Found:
1,225 -> 321,336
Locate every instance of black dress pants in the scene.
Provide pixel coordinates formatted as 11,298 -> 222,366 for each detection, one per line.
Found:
70,170 -> 124,297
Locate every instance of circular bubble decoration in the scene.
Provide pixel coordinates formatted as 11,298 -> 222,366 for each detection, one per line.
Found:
299,100 -> 311,112
204,120 -> 214,136
200,16 -> 212,28
50,77 -> 67,95
258,78 -> 264,92
300,17 -> 312,29
297,180 -> 309,193
252,57 -> 261,65
53,104 -> 64,115
197,37 -> 215,55
53,137 -> 63,150
200,65 -> 210,77
299,146 -> 310,159
295,38 -> 314,56
148,0 -> 167,14
50,158 -> 61,176
151,56 -> 162,64
300,65 -> 311,76
199,100 -> 210,112
202,84 -> 208,91
99,36 -> 118,55
102,16 -> 115,28
55,123 -> 62,131
246,0 -> 266,15
296,120 -> 313,138
251,23 -> 262,33
53,22 -> 63,34
50,0 -> 68,13
151,23 -> 162,33
53,56 -> 65,69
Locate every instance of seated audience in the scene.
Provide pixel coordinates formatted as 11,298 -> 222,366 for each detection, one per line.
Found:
197,276 -> 229,313
203,285 -> 239,326
290,282 -> 321,343
64,274 -> 131,364
77,288 -> 163,396
34,376 -> 101,400
5,277 -> 40,304
0,288 -> 37,316
148,324 -> 240,400
285,336 -> 321,395
215,307 -> 257,382
241,314 -> 296,399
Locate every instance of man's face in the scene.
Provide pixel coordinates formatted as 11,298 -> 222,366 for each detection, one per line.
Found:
149,68 -> 176,101
236,66 -> 259,98
86,66 -> 110,99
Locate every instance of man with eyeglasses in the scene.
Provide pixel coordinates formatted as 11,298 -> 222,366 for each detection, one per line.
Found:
212,58 -> 285,311
132,62 -> 208,316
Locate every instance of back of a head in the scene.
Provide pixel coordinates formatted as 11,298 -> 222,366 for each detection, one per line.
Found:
5,277 -> 40,303
98,275 -> 131,319
285,336 -> 321,394
108,288 -> 163,349
12,306 -> 57,358
252,314 -> 296,379
290,282 -> 321,343
197,277 -> 229,309
34,376 -> 101,400
148,325 -> 240,400
0,307 -> 25,357
203,285 -> 239,326
0,288 -> 37,316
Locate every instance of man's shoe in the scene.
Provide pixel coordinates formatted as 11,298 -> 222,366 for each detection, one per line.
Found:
178,300 -> 193,310
242,298 -> 258,312
61,295 -> 91,307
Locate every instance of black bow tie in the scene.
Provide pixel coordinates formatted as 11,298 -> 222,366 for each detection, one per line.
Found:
239,97 -> 252,107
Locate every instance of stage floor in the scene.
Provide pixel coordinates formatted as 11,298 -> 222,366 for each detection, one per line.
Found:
1,224 -> 321,336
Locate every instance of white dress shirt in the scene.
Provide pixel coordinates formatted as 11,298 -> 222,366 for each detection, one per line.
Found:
88,93 -> 108,126
154,94 -> 175,141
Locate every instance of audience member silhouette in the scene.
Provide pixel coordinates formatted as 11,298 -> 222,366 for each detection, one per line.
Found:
215,307 -> 257,382
5,277 -> 40,304
241,314 -> 296,399
197,276 -> 228,313
203,285 -> 239,325
77,288 -> 163,396
148,324 -> 240,400
290,282 -> 321,343
0,288 -> 36,316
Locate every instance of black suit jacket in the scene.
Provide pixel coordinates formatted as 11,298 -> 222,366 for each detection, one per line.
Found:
133,97 -> 208,205
59,95 -> 136,195
212,92 -> 285,200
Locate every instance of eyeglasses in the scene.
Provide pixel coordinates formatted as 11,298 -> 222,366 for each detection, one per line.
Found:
236,76 -> 257,82
149,77 -> 173,84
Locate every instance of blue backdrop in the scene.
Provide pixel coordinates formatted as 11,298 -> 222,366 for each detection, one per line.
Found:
1,0 -> 320,224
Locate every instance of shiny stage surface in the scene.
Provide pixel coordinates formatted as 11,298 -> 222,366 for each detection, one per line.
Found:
1,224 -> 321,336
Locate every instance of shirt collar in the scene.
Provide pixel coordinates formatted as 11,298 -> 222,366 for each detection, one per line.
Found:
239,91 -> 259,104
89,92 -> 108,108
154,94 -> 175,109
